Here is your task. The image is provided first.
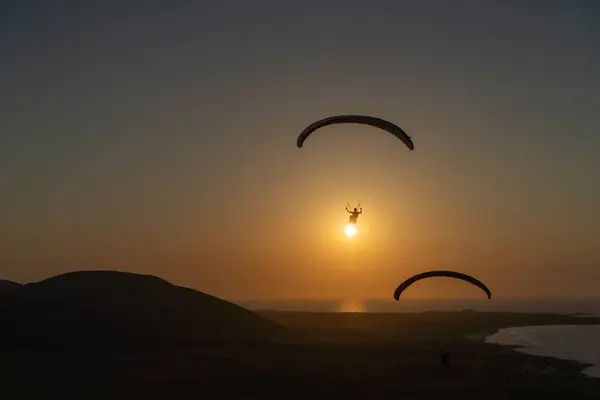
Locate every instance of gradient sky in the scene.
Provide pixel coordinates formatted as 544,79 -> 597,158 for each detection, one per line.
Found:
1,0 -> 599,301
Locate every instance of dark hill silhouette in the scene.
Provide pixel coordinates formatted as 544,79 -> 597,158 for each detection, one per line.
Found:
0,279 -> 23,297
0,279 -> 22,315
0,270 -> 288,346
0,279 -> 21,289
0,279 -> 21,294
0,279 -> 21,305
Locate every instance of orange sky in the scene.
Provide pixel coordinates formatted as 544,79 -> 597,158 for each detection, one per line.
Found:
1,2 -> 599,301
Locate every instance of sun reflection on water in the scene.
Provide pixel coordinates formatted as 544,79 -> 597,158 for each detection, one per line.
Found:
339,299 -> 366,313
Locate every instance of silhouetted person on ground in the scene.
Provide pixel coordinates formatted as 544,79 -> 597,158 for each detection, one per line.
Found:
440,349 -> 450,366
346,205 -> 362,224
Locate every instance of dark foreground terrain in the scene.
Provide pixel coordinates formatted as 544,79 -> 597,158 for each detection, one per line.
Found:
1,271 -> 599,399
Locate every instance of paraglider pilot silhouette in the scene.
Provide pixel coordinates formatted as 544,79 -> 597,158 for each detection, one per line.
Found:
345,204 -> 362,224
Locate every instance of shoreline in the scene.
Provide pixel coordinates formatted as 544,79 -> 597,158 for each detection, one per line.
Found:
483,324 -> 600,379
480,335 -> 595,378
260,309 -> 600,380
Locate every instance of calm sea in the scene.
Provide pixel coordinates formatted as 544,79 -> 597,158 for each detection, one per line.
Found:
236,298 -> 600,316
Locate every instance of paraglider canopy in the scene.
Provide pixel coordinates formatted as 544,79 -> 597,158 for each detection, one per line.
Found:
393,270 -> 492,300
297,115 -> 414,151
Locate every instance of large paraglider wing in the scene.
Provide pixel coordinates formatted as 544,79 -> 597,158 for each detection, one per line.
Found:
393,270 -> 491,300
296,115 -> 414,150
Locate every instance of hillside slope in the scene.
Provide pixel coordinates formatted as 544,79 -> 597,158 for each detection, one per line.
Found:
0,270 -> 287,345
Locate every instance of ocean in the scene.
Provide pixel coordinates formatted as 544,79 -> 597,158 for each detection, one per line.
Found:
237,298 -> 600,378
237,297 -> 600,316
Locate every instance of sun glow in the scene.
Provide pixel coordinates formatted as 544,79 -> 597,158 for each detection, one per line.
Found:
339,299 -> 366,313
344,224 -> 357,237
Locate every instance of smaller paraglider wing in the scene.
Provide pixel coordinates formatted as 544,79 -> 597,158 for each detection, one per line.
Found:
296,115 -> 414,150
393,270 -> 491,300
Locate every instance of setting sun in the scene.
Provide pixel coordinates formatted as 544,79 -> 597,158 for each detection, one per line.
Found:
344,224 -> 357,237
